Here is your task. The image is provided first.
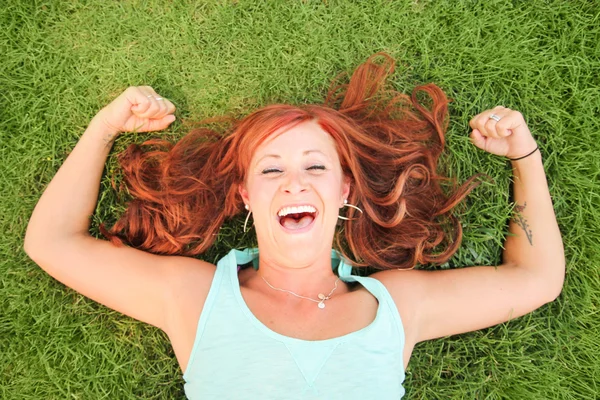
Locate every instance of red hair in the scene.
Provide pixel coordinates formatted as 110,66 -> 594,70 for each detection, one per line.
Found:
100,53 -> 480,270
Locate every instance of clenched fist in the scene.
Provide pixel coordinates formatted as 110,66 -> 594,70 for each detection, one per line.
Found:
469,106 -> 538,160
94,86 -> 177,135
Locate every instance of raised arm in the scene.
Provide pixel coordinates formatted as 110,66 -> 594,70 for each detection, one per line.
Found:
23,87 -> 214,332
375,106 -> 565,348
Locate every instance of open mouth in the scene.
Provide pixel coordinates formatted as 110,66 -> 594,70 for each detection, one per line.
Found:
277,205 -> 317,230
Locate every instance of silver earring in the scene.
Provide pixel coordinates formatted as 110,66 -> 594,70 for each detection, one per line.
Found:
338,199 -> 363,221
243,204 -> 252,233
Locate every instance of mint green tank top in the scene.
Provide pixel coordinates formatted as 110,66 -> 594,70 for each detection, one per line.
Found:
183,248 -> 406,399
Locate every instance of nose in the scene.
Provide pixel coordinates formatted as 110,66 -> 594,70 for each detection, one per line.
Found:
281,170 -> 308,195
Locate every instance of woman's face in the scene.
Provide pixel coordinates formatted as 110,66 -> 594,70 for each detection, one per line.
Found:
239,120 -> 350,267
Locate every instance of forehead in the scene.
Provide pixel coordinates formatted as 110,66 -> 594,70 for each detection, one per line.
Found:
252,120 -> 338,162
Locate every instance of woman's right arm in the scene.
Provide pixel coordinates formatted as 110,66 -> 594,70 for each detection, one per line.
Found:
23,86 -> 214,333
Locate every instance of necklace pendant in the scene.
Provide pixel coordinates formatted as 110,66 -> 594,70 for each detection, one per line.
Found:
318,301 -> 326,309
318,293 -> 326,300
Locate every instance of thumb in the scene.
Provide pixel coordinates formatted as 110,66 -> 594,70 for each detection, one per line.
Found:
139,114 -> 176,132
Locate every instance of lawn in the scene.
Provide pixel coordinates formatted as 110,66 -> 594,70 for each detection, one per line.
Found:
1,0 -> 599,398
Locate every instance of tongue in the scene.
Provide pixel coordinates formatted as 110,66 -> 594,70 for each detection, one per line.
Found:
281,214 -> 314,230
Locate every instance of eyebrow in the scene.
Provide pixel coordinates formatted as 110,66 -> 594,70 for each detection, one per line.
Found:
256,150 -> 328,163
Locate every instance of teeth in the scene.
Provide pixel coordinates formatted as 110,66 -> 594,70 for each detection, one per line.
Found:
277,205 -> 317,217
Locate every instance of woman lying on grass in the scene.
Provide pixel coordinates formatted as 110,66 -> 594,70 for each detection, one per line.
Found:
24,53 -> 564,399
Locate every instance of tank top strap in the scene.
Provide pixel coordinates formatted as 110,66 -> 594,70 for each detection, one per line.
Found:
335,255 -> 405,341
227,248 -> 259,268
339,274 -> 382,296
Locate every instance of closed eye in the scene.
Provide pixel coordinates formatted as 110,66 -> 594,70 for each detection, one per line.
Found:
262,168 -> 283,174
262,165 -> 325,174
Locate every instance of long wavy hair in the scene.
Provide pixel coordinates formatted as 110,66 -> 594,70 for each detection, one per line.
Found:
99,52 -> 480,270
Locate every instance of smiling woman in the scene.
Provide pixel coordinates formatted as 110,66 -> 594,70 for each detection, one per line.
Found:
99,54 -> 479,271
24,53 -> 564,399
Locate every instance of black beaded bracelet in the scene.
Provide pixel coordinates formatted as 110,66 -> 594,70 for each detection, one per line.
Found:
508,146 -> 539,161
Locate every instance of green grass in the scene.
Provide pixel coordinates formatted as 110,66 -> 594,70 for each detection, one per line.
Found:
1,0 -> 599,398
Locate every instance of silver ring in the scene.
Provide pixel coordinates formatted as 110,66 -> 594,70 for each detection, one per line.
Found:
146,94 -> 153,98
489,114 -> 502,122
155,97 -> 164,101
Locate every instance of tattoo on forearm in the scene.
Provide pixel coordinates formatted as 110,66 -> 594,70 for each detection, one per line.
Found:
513,202 -> 533,246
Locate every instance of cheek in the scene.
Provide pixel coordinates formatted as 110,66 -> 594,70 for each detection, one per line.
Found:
247,180 -> 277,218
314,179 -> 343,207
246,176 -> 270,198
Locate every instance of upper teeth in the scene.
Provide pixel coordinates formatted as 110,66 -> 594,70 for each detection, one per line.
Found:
278,205 -> 317,217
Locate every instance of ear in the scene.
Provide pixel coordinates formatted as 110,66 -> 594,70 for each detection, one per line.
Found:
340,176 -> 351,206
238,183 -> 250,206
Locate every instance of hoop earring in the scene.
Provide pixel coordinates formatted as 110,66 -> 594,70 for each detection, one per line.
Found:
338,199 -> 363,221
243,204 -> 252,233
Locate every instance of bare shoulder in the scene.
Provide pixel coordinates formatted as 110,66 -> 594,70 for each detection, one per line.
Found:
370,269 -> 426,365
371,268 -> 422,289
159,256 -> 218,372
371,269 -> 425,306
165,256 -> 216,294
371,269 -> 424,346
163,256 -> 216,335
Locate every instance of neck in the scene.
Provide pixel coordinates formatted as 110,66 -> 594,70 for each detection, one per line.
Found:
254,251 -> 342,297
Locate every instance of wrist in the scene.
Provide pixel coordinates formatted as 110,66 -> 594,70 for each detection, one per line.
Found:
507,146 -> 539,161
90,109 -> 122,137
510,147 -> 543,170
88,113 -> 121,148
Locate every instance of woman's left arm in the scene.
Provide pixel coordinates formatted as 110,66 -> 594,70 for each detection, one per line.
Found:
375,107 -> 565,344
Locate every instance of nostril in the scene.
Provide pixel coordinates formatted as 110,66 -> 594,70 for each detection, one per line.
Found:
282,187 -> 308,194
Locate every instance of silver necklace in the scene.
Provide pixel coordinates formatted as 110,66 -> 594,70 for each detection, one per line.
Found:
260,275 -> 340,309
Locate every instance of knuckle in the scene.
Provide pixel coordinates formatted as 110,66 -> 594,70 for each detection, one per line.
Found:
144,103 -> 157,113
150,102 -> 162,113
138,100 -> 152,112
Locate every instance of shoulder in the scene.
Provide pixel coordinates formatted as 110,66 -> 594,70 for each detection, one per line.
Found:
165,255 -> 216,289
165,256 -> 217,305
371,269 -> 425,303
370,269 -> 426,347
162,256 -> 217,335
